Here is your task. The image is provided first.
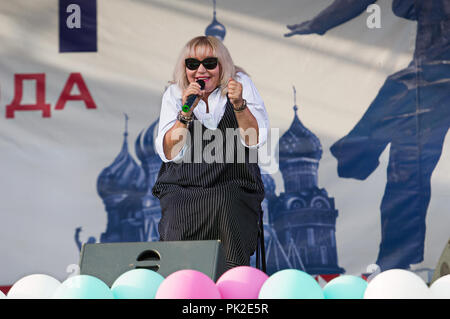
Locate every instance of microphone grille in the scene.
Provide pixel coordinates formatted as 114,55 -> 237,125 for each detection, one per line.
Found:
197,79 -> 205,90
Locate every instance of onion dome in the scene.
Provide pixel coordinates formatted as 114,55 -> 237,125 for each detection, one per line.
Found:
97,114 -> 146,201
135,118 -> 160,168
205,0 -> 226,41
276,105 -> 322,163
135,118 -> 162,199
276,87 -> 323,192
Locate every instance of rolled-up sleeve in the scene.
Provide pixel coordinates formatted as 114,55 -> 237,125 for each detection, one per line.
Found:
237,73 -> 270,149
155,85 -> 189,163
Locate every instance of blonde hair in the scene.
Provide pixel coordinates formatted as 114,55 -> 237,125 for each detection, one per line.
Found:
171,36 -> 247,96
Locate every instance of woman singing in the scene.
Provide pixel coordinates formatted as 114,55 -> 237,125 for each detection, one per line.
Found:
152,36 -> 269,270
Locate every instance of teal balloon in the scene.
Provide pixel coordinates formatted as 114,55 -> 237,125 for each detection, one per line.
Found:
258,269 -> 324,299
323,275 -> 368,299
52,275 -> 113,299
111,269 -> 165,299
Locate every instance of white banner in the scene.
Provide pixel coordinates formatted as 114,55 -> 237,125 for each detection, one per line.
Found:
1,0 -> 449,285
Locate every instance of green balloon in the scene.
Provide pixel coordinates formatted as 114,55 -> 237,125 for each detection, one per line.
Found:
52,275 -> 113,299
259,269 -> 324,299
111,269 -> 165,299
323,275 -> 368,299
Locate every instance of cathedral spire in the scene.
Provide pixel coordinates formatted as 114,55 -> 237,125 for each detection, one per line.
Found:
293,85 -> 298,113
124,113 -> 129,138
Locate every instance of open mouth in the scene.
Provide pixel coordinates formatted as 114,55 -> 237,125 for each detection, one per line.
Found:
196,76 -> 210,83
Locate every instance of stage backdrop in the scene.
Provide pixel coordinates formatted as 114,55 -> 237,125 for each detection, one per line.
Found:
1,0 -> 449,285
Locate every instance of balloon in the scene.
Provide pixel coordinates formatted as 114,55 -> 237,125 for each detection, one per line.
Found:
7,274 -> 61,299
430,275 -> 450,299
216,266 -> 269,299
364,269 -> 431,299
258,269 -> 324,299
323,275 -> 368,299
52,275 -> 113,299
0,290 -> 6,299
111,269 -> 165,299
155,269 -> 221,299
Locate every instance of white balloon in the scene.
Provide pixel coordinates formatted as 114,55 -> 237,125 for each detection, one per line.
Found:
430,275 -> 450,299
0,290 -> 6,299
7,274 -> 61,299
364,269 -> 431,299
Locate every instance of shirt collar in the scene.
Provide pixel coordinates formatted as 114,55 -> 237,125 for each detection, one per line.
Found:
194,86 -> 225,115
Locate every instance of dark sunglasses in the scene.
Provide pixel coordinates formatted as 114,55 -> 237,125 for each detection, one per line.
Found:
185,57 -> 218,70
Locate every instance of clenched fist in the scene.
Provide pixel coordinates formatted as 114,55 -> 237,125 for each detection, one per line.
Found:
227,77 -> 244,108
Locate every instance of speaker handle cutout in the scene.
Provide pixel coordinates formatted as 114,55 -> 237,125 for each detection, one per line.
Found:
136,249 -> 161,262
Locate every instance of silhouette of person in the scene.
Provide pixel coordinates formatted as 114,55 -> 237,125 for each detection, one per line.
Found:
285,0 -> 450,270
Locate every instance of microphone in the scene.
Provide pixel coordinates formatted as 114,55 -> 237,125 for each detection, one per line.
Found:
182,80 -> 205,112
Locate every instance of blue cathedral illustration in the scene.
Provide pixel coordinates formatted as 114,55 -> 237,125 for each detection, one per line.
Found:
76,89 -> 345,276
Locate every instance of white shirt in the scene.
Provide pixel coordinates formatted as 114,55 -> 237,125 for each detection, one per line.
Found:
155,72 -> 270,163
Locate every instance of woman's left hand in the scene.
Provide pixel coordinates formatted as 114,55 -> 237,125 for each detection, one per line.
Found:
227,77 -> 244,108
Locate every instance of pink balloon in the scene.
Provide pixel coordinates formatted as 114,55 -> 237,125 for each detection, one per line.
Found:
155,269 -> 221,299
216,266 -> 269,299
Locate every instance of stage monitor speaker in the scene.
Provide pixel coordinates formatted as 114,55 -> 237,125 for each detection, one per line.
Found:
79,240 -> 226,287
430,238 -> 450,285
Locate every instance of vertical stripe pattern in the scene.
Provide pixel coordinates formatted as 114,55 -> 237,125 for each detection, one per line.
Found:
152,101 -> 265,269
